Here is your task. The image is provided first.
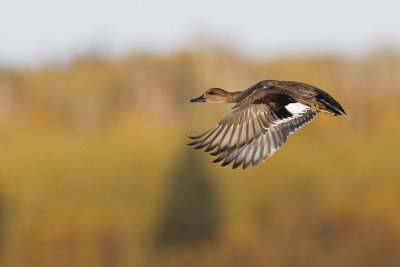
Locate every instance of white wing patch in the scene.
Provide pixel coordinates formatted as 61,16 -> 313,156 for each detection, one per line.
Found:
285,102 -> 310,115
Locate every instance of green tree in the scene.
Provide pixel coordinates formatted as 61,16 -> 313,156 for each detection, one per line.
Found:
156,148 -> 221,247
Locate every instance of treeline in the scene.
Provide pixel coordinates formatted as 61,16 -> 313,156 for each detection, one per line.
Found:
0,48 -> 399,131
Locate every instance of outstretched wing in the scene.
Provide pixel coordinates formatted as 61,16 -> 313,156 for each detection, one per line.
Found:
188,86 -> 317,169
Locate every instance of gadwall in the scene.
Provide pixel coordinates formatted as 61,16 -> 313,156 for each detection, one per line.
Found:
188,80 -> 349,169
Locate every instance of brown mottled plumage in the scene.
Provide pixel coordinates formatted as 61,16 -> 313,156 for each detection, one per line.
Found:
188,80 -> 349,169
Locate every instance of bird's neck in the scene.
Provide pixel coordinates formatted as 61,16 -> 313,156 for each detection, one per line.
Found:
229,91 -> 250,103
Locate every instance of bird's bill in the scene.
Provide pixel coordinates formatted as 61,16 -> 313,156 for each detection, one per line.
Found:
190,95 -> 205,102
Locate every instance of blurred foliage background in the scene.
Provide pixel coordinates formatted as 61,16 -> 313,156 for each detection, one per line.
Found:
0,46 -> 400,266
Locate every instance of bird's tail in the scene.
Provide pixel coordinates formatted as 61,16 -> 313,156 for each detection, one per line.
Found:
315,89 -> 349,118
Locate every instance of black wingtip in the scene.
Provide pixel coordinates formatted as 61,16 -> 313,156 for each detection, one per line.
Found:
221,160 -> 231,167
187,142 -> 198,146
242,162 -> 250,169
205,145 -> 216,152
315,90 -> 350,118
186,134 -> 199,140
213,158 -> 223,163
232,162 -> 241,169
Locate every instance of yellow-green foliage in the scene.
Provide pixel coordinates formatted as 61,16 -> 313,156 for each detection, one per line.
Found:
0,48 -> 399,266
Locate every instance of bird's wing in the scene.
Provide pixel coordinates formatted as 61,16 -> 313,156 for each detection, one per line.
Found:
188,86 -> 317,169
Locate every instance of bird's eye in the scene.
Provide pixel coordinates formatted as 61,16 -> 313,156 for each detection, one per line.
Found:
208,91 -> 215,95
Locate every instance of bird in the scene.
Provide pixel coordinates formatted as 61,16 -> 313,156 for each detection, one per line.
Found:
188,80 -> 349,169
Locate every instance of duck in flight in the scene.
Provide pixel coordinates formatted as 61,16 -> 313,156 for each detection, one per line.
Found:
188,80 -> 349,169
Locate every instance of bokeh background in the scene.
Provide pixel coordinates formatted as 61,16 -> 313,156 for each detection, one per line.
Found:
1,1 -> 400,266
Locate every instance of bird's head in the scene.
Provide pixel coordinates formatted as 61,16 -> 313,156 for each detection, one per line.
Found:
190,88 -> 231,103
